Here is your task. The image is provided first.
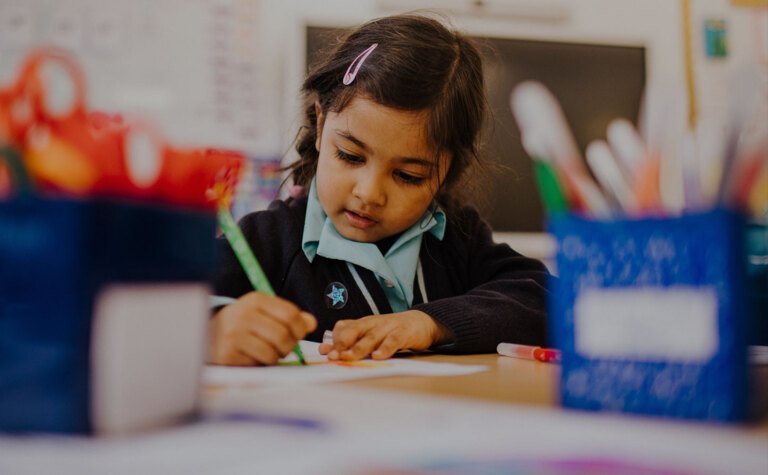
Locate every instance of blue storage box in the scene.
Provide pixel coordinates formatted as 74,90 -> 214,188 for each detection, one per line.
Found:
746,222 -> 768,346
549,209 -> 749,422
0,197 -> 216,434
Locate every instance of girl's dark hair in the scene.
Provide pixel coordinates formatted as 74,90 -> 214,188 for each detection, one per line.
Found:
288,14 -> 487,213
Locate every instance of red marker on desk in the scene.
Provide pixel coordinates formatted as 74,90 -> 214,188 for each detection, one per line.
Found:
497,343 -> 561,364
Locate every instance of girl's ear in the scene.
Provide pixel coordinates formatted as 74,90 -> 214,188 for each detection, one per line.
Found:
314,101 -> 325,152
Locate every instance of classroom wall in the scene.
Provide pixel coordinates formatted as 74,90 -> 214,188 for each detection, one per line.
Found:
2,0 -> 764,156
0,0 -> 765,255
267,0 -> 766,163
271,0 -> 683,162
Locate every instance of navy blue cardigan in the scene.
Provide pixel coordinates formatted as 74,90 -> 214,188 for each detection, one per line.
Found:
212,197 -> 549,353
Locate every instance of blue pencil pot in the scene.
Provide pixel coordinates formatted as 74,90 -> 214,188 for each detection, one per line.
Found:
746,221 -> 768,346
0,197 -> 216,434
549,209 -> 750,422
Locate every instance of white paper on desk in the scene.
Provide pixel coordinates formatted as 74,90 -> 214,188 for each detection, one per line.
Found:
204,340 -> 487,387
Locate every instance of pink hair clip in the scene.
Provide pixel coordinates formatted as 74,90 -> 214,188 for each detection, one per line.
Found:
342,43 -> 378,85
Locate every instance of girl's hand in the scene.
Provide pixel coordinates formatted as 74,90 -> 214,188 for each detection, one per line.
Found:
208,291 -> 317,366
318,310 -> 452,361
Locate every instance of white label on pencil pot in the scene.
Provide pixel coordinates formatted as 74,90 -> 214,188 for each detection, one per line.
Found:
91,283 -> 209,435
574,286 -> 718,362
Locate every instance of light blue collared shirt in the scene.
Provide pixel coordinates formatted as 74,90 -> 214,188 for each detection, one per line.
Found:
301,179 -> 445,313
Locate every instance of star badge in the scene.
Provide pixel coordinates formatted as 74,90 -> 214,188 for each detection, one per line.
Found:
324,282 -> 348,309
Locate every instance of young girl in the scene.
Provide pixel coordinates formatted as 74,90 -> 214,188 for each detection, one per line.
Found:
209,14 -> 550,366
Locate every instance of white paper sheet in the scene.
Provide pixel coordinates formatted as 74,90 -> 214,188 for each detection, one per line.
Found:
204,340 -> 487,387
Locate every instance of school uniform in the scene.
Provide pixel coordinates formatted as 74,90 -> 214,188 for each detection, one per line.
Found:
212,183 -> 550,353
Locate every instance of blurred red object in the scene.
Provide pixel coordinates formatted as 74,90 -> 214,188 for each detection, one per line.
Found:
0,47 -> 244,211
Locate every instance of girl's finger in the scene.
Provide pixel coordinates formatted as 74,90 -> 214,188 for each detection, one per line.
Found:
332,318 -> 375,351
246,313 -> 297,356
237,332 -> 281,366
301,311 -> 318,334
209,343 -> 255,366
228,351 -> 257,366
339,329 -> 385,361
318,342 -> 332,355
371,332 -> 405,360
259,297 -> 317,340
242,291 -> 298,321
271,308 -> 313,342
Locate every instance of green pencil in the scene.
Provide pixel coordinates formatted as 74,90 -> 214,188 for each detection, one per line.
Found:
217,204 -> 307,365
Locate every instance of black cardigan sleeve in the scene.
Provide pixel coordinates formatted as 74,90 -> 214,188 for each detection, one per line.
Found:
412,206 -> 550,353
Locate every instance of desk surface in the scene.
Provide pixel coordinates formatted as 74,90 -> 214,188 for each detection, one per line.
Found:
2,353 -> 767,475
344,352 -> 768,432
343,353 -> 558,407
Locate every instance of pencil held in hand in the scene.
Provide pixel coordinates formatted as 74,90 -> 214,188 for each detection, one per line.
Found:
217,204 -> 307,365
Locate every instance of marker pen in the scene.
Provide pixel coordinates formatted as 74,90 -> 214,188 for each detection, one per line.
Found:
606,118 -> 647,179
585,139 -> 636,213
497,342 -> 561,363
511,81 -> 611,218
521,132 -> 568,214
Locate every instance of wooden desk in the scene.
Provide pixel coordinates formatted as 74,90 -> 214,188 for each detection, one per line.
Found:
343,353 -> 557,406
344,352 -> 768,432
2,353 -> 767,474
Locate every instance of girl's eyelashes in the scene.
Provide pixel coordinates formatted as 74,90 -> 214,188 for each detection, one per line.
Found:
335,147 -> 426,185
335,148 -> 364,164
394,170 -> 426,185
